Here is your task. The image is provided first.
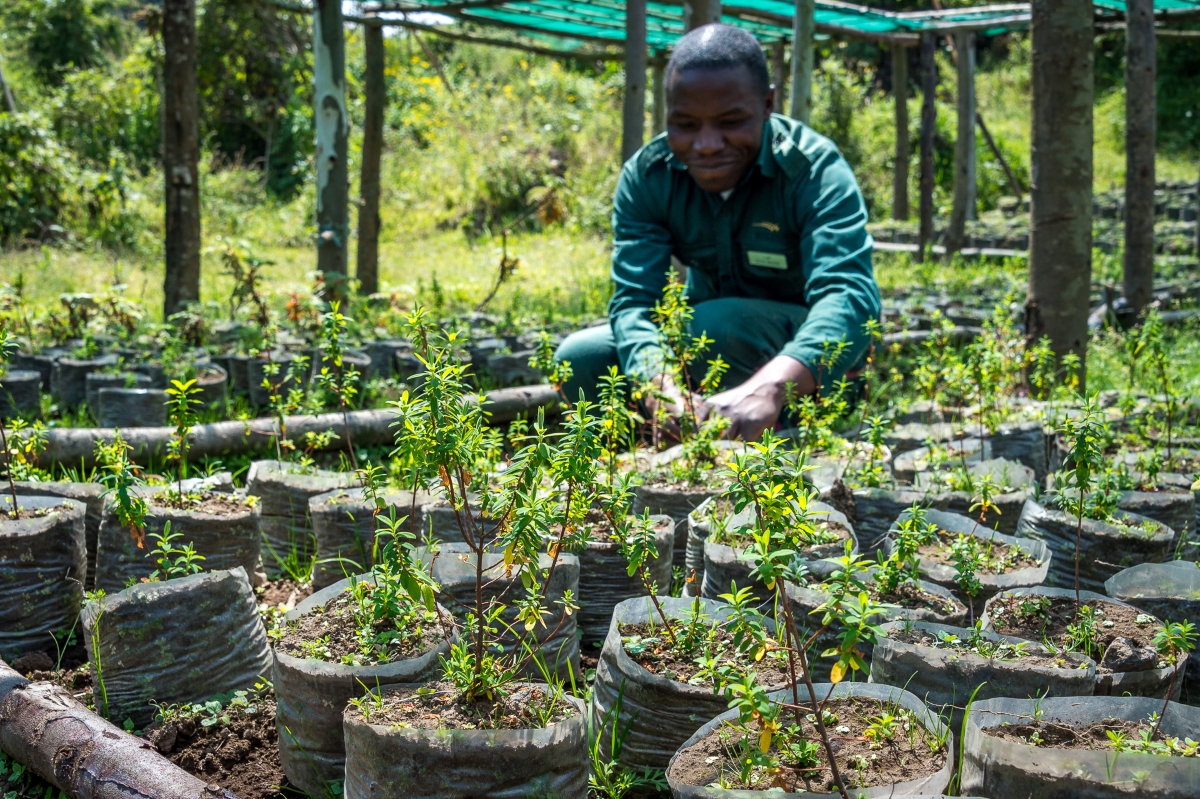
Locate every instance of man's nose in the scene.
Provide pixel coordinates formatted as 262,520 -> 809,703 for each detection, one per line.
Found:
692,123 -> 724,154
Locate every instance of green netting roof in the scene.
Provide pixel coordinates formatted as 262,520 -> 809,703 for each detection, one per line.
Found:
382,0 -> 1200,50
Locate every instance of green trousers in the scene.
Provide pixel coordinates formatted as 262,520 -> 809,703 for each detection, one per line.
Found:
555,296 -> 811,402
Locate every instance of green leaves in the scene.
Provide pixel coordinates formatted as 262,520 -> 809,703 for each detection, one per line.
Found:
95,432 -> 148,547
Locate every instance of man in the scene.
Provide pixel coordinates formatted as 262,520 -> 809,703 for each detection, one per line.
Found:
555,23 -> 880,441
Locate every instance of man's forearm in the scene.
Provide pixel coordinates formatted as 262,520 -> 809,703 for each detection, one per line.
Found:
744,355 -> 817,400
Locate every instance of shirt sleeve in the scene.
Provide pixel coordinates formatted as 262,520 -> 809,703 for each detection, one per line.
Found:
607,159 -> 674,383
779,142 -> 881,389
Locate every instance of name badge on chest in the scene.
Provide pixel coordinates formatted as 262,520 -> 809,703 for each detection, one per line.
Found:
747,250 -> 789,270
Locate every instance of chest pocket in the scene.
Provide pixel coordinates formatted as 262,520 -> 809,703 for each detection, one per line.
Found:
739,226 -> 800,278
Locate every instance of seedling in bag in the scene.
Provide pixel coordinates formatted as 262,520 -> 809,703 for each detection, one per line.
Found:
165,378 -> 203,497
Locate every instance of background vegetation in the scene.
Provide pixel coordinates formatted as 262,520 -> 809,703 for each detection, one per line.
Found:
0,0 -> 1196,353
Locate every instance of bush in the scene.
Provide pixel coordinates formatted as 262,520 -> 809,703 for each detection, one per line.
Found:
0,111 -> 138,247
47,48 -> 160,172
0,0 -> 129,87
197,1 -> 313,198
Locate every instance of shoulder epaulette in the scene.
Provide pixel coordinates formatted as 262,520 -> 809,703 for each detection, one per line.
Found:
636,133 -> 674,177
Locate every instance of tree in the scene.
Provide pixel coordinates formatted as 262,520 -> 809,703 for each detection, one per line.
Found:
1122,0 -> 1155,314
161,0 -> 201,318
1026,0 -> 1093,385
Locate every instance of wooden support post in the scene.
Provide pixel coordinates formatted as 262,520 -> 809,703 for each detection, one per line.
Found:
771,40 -> 787,116
1123,0 -> 1156,313
892,44 -> 909,221
789,0 -> 814,124
162,0 -> 201,318
917,33 -> 936,262
651,56 -> 666,136
1027,0 -> 1094,383
947,30 -> 976,252
684,0 -> 721,31
622,0 -> 647,162
314,0 -> 349,286
356,16 -> 385,295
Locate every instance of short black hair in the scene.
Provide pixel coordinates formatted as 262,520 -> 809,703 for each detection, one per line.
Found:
664,23 -> 770,97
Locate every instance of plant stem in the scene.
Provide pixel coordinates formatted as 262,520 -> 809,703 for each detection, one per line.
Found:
794,638 -> 850,799
0,419 -> 18,518
776,583 -> 803,726
1153,650 -> 1178,740
639,564 -> 677,648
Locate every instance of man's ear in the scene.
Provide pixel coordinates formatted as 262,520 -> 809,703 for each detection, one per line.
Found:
765,85 -> 776,116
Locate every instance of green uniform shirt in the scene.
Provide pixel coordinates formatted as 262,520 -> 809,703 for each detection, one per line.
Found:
609,113 -> 881,388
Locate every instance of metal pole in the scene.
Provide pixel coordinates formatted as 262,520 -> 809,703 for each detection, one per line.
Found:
622,0 -> 647,163
892,44 -> 909,221
788,0 -> 814,124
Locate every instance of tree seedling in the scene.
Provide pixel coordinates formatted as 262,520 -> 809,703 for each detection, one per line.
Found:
165,378 -> 203,497
315,301 -> 360,471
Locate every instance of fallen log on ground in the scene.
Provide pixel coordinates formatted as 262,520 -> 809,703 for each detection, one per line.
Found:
0,658 -> 238,799
882,326 -> 982,348
39,383 -> 561,467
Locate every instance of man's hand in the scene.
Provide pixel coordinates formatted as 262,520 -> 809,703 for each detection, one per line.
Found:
705,356 -> 816,441
642,372 -> 707,442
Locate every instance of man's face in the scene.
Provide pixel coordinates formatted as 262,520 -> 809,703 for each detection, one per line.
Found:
666,65 -> 773,194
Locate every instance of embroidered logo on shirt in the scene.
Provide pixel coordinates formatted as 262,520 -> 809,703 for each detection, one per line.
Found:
752,221 -> 780,233
747,250 -> 788,270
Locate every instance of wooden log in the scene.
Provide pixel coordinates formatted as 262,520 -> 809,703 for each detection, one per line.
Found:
892,44 -> 909,221
314,0 -> 349,281
651,56 -> 666,136
355,15 -> 385,295
36,384 -> 561,467
684,0 -> 721,31
770,40 -> 787,116
917,33 -> 937,262
162,0 -> 201,317
0,658 -> 237,799
789,0 -> 814,124
621,0 -> 647,163
946,30 -> 976,252
1123,0 -> 1156,314
1027,0 -> 1094,384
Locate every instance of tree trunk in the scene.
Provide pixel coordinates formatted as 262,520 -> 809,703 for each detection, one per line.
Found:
0,660 -> 236,799
161,0 -> 201,319
789,0 -> 815,124
1123,0 -> 1156,314
947,30 -> 976,252
771,40 -> 787,116
1027,0 -> 1094,383
918,33 -> 937,262
651,56 -> 666,136
893,44 -> 909,221
314,0 -> 349,284
621,0 -> 647,163
356,17 -> 385,296
683,0 -> 721,31
0,54 -> 16,113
